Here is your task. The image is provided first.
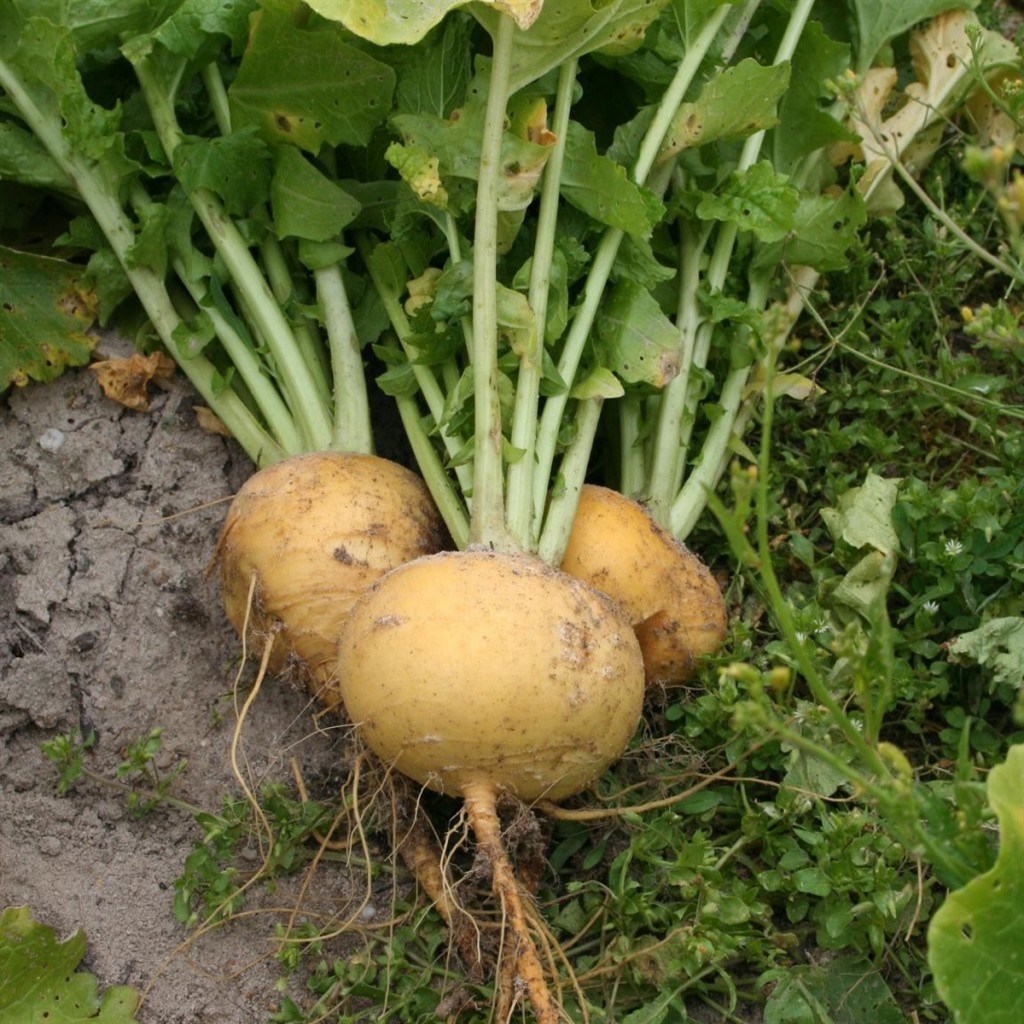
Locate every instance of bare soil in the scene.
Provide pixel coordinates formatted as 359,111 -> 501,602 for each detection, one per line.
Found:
0,361 -> 353,1022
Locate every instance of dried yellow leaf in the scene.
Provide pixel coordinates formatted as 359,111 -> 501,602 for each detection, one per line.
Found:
89,352 -> 175,412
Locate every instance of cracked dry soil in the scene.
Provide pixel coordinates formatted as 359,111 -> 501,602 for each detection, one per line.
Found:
1,367 -> 354,1022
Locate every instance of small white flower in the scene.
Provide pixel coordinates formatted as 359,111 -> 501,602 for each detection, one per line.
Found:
944,538 -> 964,557
923,600 -> 939,614
795,631 -> 808,643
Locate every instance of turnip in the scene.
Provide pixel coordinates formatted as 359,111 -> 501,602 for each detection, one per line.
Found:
339,550 -> 644,803
217,451 -> 447,709
561,484 -> 728,686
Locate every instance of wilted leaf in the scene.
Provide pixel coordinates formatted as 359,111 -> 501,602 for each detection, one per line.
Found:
386,143 -> 449,209
0,246 -> 97,392
831,551 -> 897,617
0,905 -> 141,1023
194,406 -> 232,437
836,11 -> 1017,212
849,0 -> 980,73
948,617 -> 1024,690
821,472 -> 901,555
928,744 -> 1024,1024
89,352 -> 176,411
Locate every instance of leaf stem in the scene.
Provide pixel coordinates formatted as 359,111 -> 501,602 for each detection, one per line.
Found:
530,2 -> 736,540
468,13 -> 517,549
315,263 -> 374,452
132,55 -> 334,451
506,57 -> 577,546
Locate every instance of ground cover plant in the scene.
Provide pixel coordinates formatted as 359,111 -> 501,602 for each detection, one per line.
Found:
2,1 -> 1023,1022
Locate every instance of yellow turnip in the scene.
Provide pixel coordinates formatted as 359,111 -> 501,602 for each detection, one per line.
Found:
561,484 -> 728,686
337,548 -> 645,803
217,451 -> 447,709
337,547 -> 645,1024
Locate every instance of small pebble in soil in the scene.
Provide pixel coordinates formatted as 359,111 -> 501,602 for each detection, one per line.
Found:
38,835 -> 62,857
38,428 -> 66,452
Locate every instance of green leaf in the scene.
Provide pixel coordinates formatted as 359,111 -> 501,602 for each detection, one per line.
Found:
821,472 -> 901,556
0,247 -> 96,392
762,953 -> 905,1024
4,0 -> 181,51
773,21 -> 853,172
0,906 -> 141,1023
392,68 -> 553,211
120,0 -> 257,66
5,16 -> 137,188
0,121 -> 73,191
595,279 -> 679,387
561,121 -> 664,236
753,187 -> 866,273
271,147 -> 361,242
660,58 -> 790,160
696,161 -> 799,243
849,0 -> 979,72
172,129 -> 273,217
496,283 -> 538,363
948,618 -> 1024,690
475,0 -> 673,93
928,745 -> 1024,1024
229,3 -> 395,153
569,365 -> 625,400
393,12 -> 474,118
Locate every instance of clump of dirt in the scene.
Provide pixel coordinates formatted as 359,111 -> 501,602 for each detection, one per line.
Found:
0,365 -> 348,1022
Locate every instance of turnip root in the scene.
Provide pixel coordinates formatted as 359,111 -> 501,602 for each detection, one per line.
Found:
338,548 -> 644,802
337,548 -> 644,1023
217,452 -> 447,709
561,484 -> 728,686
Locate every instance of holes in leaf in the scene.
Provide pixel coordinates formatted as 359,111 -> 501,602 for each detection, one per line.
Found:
961,923 -> 974,942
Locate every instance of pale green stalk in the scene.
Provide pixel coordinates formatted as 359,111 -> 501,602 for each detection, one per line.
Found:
505,57 -> 577,545
357,237 -> 473,493
202,61 -> 335,408
643,217 -> 706,522
380,342 -> 470,547
660,0 -> 817,538
172,258 -> 304,455
442,211 -> 472,393
467,13 -> 517,549
617,395 -> 646,499
259,236 -> 333,401
133,56 -> 333,452
530,1 -> 737,544
315,265 -> 374,453
536,397 -> 603,564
